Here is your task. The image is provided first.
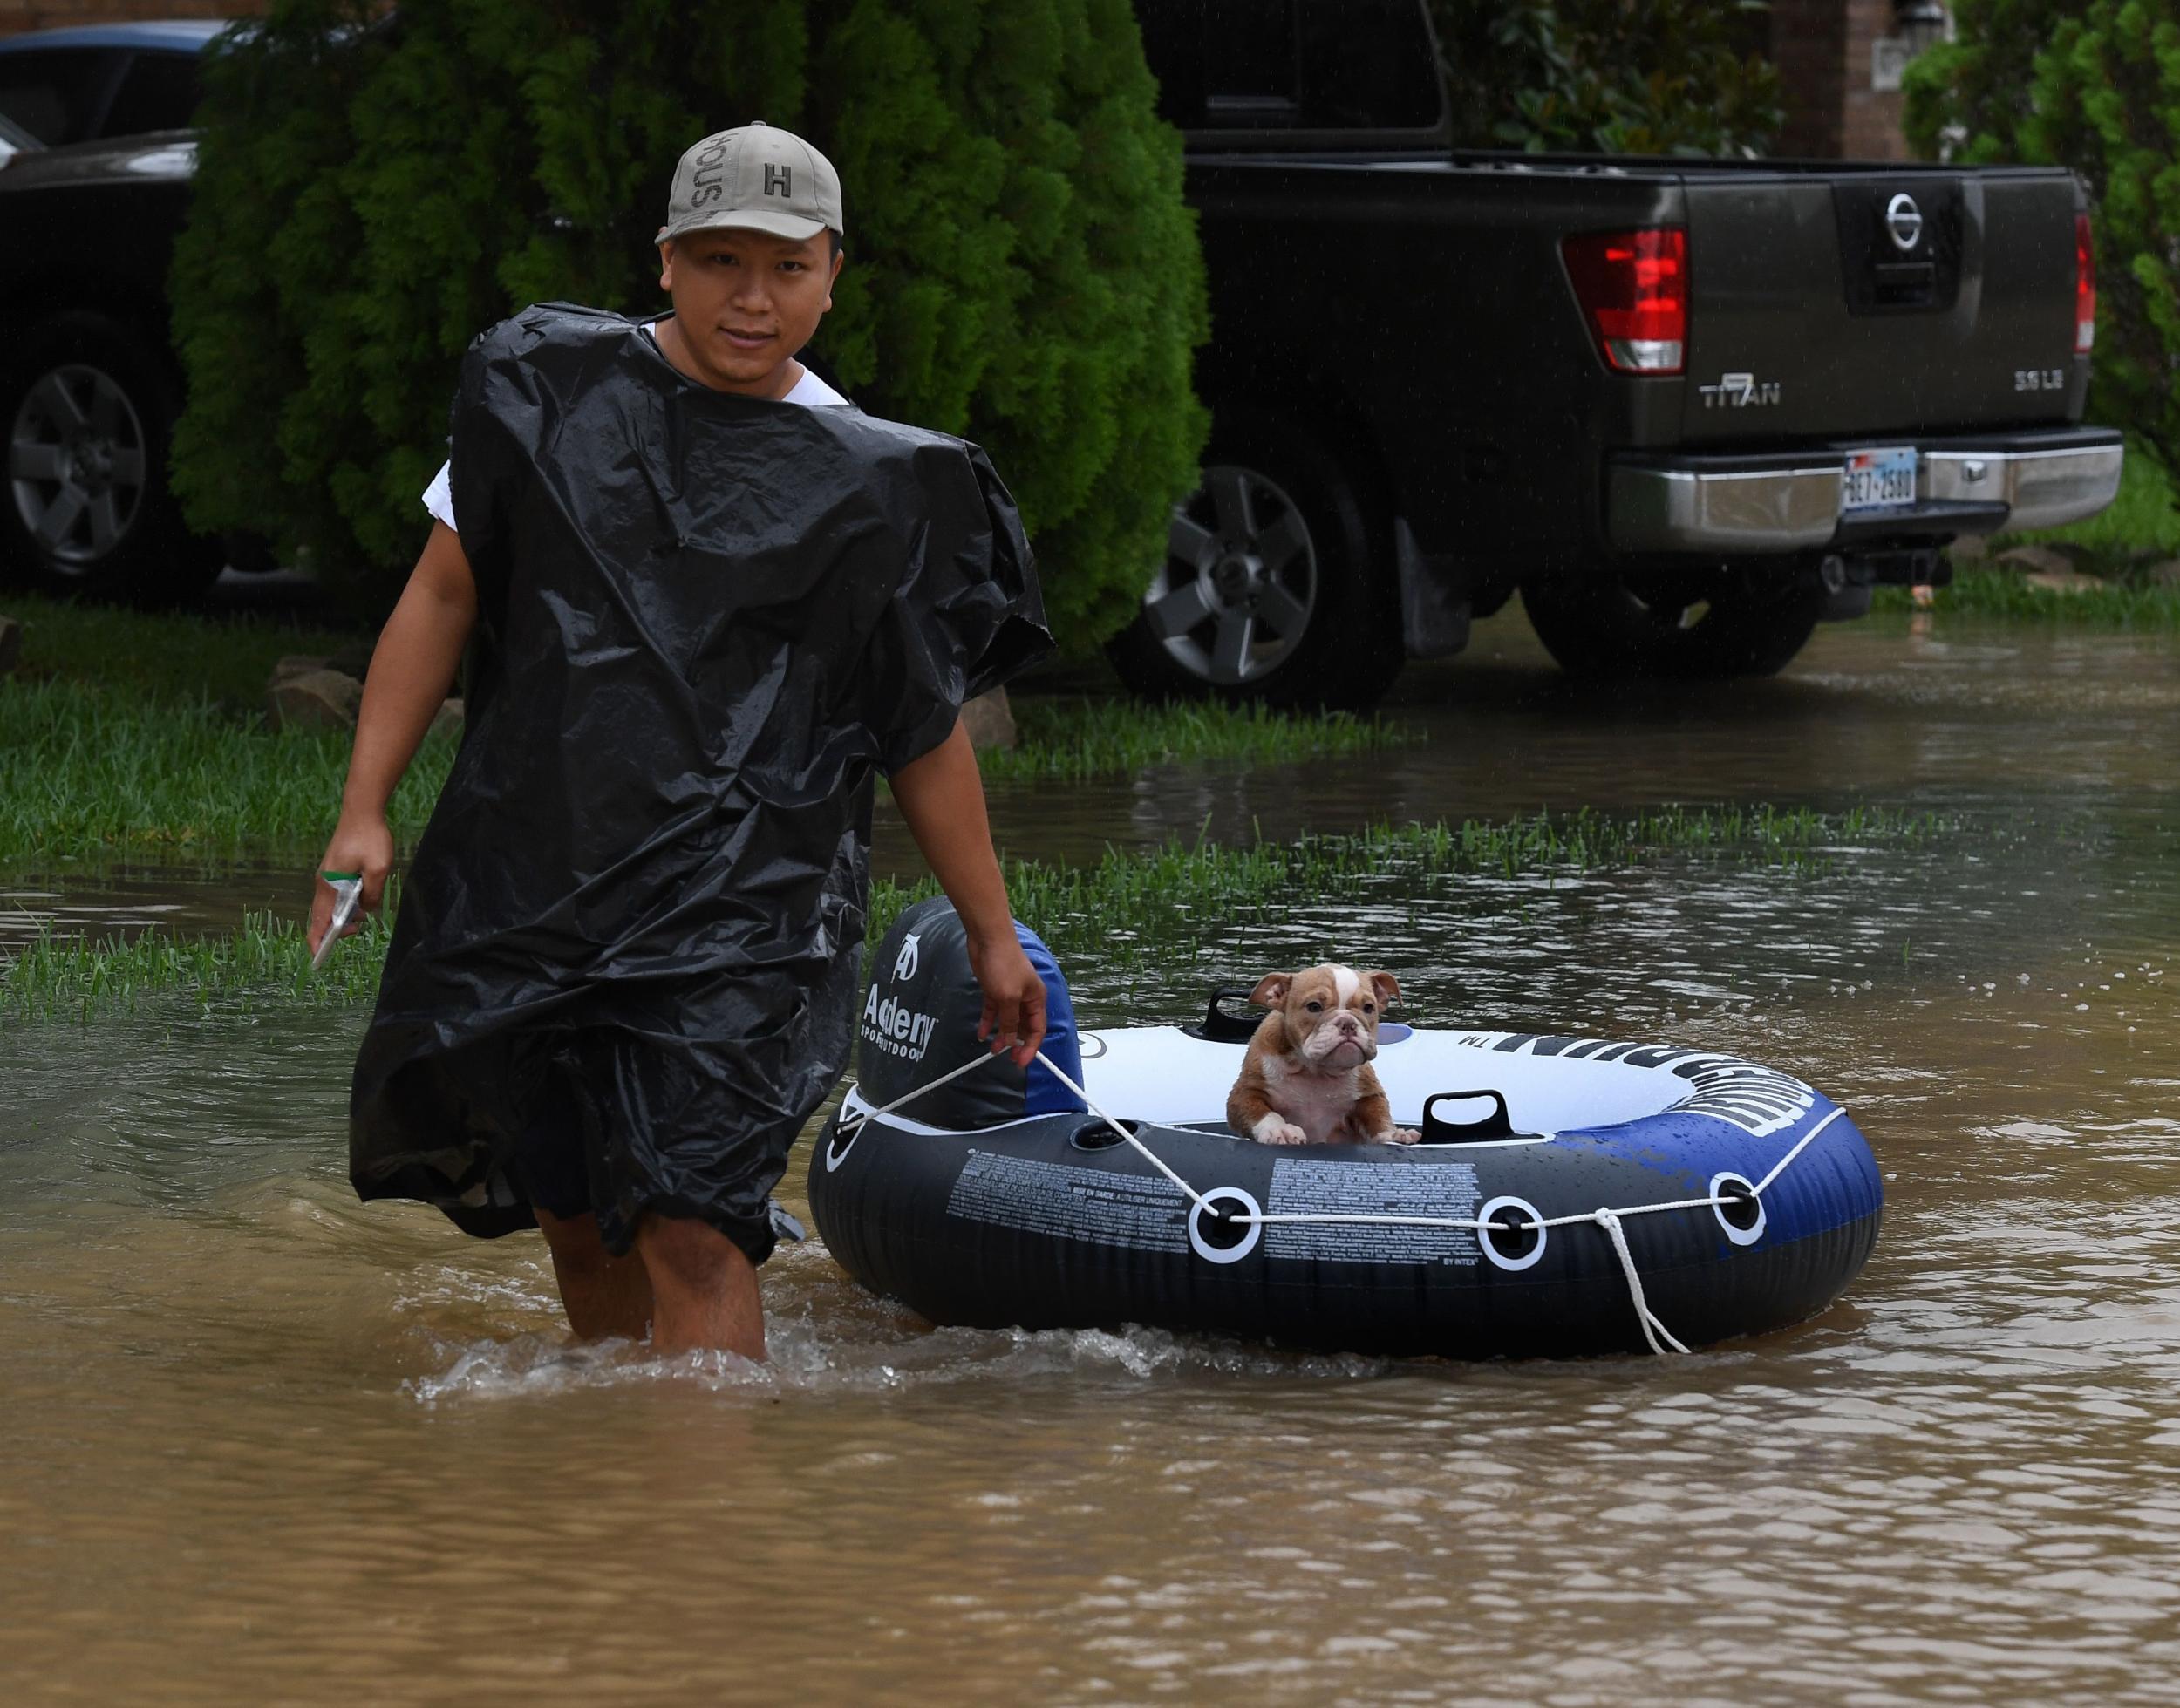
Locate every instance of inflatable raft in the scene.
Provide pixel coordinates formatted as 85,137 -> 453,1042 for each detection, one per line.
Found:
811,902 -> 1882,1358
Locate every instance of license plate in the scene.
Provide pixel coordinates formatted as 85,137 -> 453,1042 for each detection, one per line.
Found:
1842,446 -> 1918,513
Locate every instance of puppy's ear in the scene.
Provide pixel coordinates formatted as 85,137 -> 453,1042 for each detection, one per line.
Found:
1249,973 -> 1293,1009
1367,970 -> 1401,1009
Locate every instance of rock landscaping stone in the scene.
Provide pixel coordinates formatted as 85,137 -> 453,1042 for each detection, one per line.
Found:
0,614 -> 20,677
1996,544 -> 2101,594
1995,544 -> 2077,578
2147,559 -> 2180,589
267,668 -> 365,731
1947,534 -> 1990,562
428,697 -> 465,740
959,687 -> 1017,752
270,653 -> 333,685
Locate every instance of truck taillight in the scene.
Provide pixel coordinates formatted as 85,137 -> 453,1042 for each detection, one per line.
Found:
2075,213 -> 2096,354
1563,228 -> 1687,375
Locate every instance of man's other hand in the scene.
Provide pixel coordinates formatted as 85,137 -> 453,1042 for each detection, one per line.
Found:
968,933 -> 1047,1069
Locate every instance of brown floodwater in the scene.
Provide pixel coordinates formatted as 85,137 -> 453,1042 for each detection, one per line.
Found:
3,608 -> 2177,1704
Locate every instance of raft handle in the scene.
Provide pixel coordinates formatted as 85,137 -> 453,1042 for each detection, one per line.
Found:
1070,1117 -> 1141,1152
1186,986 -> 1265,1045
1422,1090 -> 1516,1142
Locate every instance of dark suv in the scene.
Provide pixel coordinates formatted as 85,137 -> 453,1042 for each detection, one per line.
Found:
0,21 -> 231,602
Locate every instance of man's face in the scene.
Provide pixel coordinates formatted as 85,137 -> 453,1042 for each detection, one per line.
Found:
657,227 -> 843,396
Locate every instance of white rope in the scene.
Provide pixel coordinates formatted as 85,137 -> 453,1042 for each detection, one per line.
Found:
1754,1106 -> 1844,1194
1030,1050 -> 1213,1209
846,1046 -> 1842,1358
835,1049 -> 1001,1133
1593,1207 -> 1693,1355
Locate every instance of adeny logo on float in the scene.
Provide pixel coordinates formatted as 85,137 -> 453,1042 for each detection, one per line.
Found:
894,933 -> 921,982
861,988 -> 937,1061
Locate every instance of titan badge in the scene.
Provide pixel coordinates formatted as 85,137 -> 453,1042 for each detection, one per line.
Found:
1698,371 -> 1781,410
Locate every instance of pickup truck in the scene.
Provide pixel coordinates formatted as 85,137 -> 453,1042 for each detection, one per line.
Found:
1107,0 -> 2122,703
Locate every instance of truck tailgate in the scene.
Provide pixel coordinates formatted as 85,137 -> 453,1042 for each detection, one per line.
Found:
1679,168 -> 2087,442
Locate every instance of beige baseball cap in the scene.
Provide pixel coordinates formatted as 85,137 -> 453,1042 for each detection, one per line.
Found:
657,120 -> 844,246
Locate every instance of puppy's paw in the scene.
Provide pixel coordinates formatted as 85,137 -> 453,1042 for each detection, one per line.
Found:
1252,1115 -> 1311,1147
1385,1126 -> 1422,1146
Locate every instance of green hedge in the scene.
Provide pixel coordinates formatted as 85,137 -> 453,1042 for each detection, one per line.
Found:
170,0 -> 1209,646
1904,0 -> 2180,477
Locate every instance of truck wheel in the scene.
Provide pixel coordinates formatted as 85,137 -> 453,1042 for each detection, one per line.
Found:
1519,565 -> 1826,680
1,313 -> 226,606
1105,418 -> 1401,710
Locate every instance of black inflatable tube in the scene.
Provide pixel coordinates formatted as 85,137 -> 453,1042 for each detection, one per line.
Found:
810,1103 -> 1882,1359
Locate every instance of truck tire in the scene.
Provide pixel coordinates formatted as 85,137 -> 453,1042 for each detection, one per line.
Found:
1519,564 -> 1827,680
1105,416 -> 1402,710
1,312 -> 226,606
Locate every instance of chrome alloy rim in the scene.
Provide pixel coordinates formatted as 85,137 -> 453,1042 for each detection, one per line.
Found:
1142,464 -> 1319,685
10,364 -> 148,568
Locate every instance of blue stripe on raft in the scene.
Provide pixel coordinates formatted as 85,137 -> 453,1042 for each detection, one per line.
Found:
1016,921 -> 1086,1115
1563,1096 -> 1881,1249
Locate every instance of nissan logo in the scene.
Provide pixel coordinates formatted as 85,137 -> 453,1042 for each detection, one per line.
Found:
1885,192 -> 1924,253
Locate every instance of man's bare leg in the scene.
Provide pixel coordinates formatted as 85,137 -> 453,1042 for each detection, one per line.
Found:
635,1213 -> 766,1360
535,1207 -> 654,1341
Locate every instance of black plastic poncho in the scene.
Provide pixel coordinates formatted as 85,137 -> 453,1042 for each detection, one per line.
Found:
349,303 -> 1052,1261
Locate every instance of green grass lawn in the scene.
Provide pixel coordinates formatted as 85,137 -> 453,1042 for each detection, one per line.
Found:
0,591 -> 364,714
0,592 -> 1412,868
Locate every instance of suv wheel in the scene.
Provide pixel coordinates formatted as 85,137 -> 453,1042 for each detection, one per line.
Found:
1520,563 -> 1826,679
1106,417 -> 1401,709
2,313 -> 225,605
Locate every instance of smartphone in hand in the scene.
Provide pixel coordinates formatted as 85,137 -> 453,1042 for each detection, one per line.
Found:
312,872 -> 364,972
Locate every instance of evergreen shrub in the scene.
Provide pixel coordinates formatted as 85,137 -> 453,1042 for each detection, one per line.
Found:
1904,0 -> 2180,478
1432,0 -> 1782,156
170,0 -> 1209,643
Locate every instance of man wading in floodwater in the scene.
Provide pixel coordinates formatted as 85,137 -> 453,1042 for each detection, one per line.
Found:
309,123 -> 1052,1360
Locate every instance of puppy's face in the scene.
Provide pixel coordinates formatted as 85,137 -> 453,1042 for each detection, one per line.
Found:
1250,965 -> 1401,1073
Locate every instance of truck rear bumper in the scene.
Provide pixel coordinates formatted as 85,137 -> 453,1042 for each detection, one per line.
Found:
1606,427 -> 2124,555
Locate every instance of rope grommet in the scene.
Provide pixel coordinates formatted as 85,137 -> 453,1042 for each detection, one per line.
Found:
1477,1195 -> 1547,1271
1188,1187 -> 1263,1265
1709,1172 -> 1766,1245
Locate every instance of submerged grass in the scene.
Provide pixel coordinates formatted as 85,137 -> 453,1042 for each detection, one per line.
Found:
983,697 -> 1413,784
6,803 -> 1944,1022
2,677 -> 1411,867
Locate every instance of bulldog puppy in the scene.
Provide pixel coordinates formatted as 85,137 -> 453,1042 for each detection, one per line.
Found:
1227,965 -> 1420,1146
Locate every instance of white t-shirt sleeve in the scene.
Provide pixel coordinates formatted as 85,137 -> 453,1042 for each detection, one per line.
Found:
784,367 -> 852,408
421,459 -> 457,534
419,339 -> 846,534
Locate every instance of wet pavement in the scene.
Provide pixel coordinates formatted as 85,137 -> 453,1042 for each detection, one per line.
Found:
2,606 -> 2177,1703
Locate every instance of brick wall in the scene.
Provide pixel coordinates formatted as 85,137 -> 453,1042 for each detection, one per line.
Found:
1770,0 -> 1850,158
1769,0 -> 1919,161
1840,0 -> 1913,160
0,0 -> 266,39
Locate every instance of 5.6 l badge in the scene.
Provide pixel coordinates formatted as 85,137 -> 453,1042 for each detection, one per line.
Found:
1699,371 -> 1781,409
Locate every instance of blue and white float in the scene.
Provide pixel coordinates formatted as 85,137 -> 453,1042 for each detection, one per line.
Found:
810,904 -> 1883,1358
